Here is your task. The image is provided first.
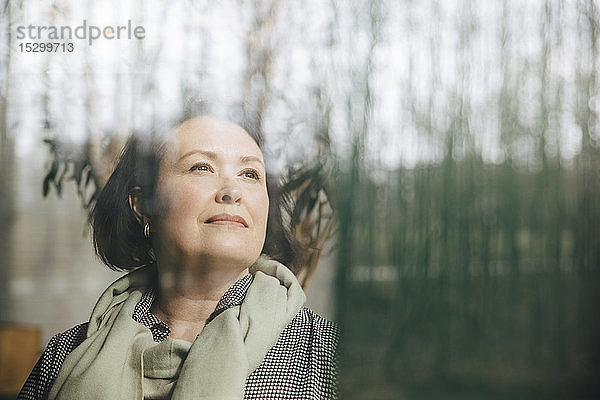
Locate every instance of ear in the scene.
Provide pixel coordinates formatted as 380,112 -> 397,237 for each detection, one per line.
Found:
128,187 -> 146,225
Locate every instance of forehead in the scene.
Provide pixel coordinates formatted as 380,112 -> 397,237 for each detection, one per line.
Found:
167,116 -> 263,160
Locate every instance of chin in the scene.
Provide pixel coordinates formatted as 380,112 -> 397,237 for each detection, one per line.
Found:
197,243 -> 261,267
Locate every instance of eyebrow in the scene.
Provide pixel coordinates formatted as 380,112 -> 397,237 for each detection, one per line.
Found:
240,155 -> 265,167
178,150 -> 265,168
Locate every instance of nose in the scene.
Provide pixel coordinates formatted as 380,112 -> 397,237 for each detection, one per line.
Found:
216,183 -> 242,204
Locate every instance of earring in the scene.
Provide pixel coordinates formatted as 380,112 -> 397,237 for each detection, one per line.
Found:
144,222 -> 151,238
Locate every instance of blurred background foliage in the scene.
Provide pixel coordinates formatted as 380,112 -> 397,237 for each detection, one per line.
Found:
331,1 -> 600,398
1,0 -> 599,398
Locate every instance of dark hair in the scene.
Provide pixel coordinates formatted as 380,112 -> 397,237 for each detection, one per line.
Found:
89,99 -> 303,274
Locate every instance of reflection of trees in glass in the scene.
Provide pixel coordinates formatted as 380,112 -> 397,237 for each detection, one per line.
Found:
3,0 -> 599,397
0,0 -> 19,317
333,1 -> 600,398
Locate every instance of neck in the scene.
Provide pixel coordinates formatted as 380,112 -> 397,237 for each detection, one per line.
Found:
151,255 -> 250,341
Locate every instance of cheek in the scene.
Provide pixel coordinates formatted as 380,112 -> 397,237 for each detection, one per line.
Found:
254,190 -> 270,229
242,186 -> 268,227
157,179 -> 212,219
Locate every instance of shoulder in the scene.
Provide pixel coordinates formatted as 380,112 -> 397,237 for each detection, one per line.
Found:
289,307 -> 340,377
278,307 -> 339,355
289,307 -> 339,348
247,308 -> 339,398
46,323 -> 89,353
295,307 -> 339,374
17,323 -> 88,400
264,307 -> 340,363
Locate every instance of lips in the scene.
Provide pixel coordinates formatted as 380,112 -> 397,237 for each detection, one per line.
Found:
205,213 -> 248,228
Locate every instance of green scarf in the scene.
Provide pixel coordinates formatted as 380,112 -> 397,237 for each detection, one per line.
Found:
48,256 -> 306,400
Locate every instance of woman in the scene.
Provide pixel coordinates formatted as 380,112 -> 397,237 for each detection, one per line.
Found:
18,101 -> 339,399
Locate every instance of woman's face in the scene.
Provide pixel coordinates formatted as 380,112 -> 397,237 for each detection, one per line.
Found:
153,116 -> 269,268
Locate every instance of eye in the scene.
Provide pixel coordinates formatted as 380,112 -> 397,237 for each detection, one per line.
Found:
241,169 -> 261,180
190,163 -> 213,173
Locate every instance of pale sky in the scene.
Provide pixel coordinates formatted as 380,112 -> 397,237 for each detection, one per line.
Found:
4,0 -> 588,171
